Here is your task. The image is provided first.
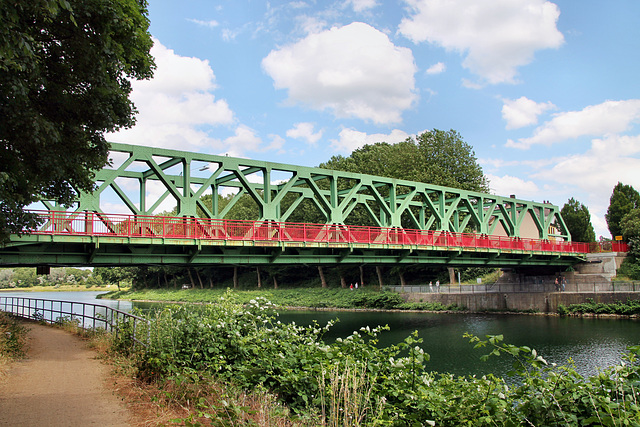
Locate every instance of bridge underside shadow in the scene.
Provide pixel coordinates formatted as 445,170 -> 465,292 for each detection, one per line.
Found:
0,234 -> 584,268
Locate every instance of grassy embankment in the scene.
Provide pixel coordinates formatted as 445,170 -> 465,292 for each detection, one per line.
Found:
100,287 -> 464,311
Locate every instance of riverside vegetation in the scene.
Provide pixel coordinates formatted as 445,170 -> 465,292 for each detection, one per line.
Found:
0,312 -> 28,369
109,291 -> 640,426
101,287 -> 464,311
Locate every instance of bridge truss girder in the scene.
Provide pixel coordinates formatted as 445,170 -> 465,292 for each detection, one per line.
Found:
54,143 -> 570,241
0,234 -> 583,268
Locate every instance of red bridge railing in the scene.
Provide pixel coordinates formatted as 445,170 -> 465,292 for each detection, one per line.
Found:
26,210 -> 627,255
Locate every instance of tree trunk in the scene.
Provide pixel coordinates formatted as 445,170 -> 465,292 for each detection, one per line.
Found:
359,265 -> 365,287
233,266 -> 238,289
187,268 -> 195,288
399,271 -> 406,288
318,266 -> 327,288
256,267 -> 262,288
273,276 -> 278,289
376,266 -> 384,290
340,273 -> 347,289
448,267 -> 455,285
195,268 -> 204,289
208,276 -> 214,288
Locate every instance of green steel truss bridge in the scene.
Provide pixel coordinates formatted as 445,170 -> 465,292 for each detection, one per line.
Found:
1,143 -> 591,268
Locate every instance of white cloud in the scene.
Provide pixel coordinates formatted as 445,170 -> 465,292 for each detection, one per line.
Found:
188,19 -> 219,28
346,0 -> 379,12
531,134 -> 640,238
108,40 -> 234,151
426,62 -> 446,75
533,134 -> 640,196
486,174 -> 540,199
506,99 -> 640,149
502,96 -> 555,129
295,15 -> 327,35
262,22 -> 417,124
264,134 -> 286,153
222,125 -> 263,157
398,0 -> 564,84
286,122 -> 323,145
330,128 -> 410,153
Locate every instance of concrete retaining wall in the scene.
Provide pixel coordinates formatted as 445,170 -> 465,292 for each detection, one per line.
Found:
403,291 -> 640,313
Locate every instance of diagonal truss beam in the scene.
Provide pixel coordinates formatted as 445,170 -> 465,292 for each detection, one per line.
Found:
60,143 -> 571,241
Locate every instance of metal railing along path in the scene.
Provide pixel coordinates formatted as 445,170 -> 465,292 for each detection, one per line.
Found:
390,281 -> 640,294
0,296 -> 150,349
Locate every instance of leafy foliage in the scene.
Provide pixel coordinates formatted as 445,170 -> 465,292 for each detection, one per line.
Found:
320,129 -> 489,193
606,182 -> 640,240
618,208 -> 640,279
561,197 -> 596,242
0,0 -> 155,241
115,295 -> 640,426
0,312 -> 28,359
557,298 -> 640,315
0,267 -> 100,288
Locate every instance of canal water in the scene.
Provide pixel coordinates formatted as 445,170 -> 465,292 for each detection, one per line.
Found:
2,291 -> 639,378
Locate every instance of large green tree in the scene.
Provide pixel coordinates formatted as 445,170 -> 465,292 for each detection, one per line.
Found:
605,182 -> 640,239
304,129 -> 489,227
0,0 -> 155,242
560,198 -> 596,242
320,129 -> 489,192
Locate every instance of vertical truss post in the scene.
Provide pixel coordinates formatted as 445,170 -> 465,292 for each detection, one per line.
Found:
54,142 -> 570,242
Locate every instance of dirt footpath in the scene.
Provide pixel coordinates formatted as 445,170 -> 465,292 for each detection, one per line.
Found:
0,322 -> 132,426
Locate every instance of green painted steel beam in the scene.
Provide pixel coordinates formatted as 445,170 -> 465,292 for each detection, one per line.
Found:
47,142 -> 570,242
0,234 -> 584,268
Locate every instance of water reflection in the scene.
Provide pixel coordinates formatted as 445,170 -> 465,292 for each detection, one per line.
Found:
277,310 -> 639,378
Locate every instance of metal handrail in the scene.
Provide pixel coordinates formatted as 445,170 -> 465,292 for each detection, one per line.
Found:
0,296 -> 150,349
22,210 -> 629,255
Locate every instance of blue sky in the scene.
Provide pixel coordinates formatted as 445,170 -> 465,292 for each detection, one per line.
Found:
108,0 -> 640,239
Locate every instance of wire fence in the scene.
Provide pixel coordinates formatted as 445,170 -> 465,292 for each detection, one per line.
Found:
389,281 -> 640,294
0,296 -> 149,349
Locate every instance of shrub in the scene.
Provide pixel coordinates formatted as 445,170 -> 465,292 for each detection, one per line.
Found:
114,292 -> 640,425
0,312 -> 28,359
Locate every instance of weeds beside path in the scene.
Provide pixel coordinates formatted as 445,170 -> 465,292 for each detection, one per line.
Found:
0,321 -> 132,427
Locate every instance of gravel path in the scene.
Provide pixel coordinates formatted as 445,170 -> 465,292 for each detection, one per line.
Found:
0,322 -> 131,426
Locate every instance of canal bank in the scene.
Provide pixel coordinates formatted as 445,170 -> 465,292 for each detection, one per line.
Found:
402,291 -> 640,313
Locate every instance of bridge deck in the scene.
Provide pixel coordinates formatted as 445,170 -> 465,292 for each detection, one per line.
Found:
2,211 -> 626,268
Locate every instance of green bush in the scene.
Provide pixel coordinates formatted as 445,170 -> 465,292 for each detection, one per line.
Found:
560,298 -> 640,315
117,292 -> 640,425
0,312 -> 28,358
618,257 -> 640,280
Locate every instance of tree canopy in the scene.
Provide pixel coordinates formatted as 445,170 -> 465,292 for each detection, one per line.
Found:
560,198 -> 596,242
320,129 -> 489,193
307,129 -> 489,227
605,182 -> 640,239
0,0 -> 155,242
